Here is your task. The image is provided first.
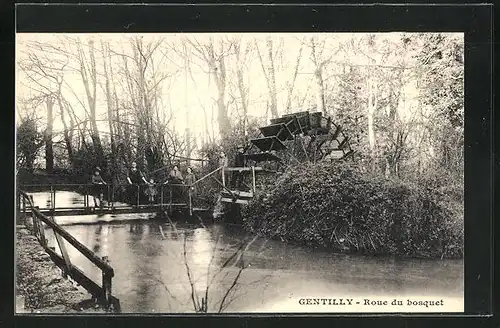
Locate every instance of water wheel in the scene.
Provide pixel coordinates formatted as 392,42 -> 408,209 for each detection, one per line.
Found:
243,110 -> 354,169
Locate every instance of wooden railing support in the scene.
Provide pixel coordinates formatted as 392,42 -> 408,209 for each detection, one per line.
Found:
18,190 -> 119,311
53,228 -> 72,278
102,256 -> 112,305
188,188 -> 192,216
169,186 -> 173,214
252,166 -> 256,193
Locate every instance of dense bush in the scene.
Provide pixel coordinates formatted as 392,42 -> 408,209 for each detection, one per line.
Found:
241,161 -> 463,259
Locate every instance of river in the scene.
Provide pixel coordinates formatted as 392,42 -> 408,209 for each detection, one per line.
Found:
25,191 -> 464,313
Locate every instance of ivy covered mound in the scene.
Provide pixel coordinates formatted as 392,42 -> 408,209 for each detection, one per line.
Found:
241,161 -> 463,259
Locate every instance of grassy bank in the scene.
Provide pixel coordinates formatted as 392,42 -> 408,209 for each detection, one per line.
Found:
241,161 -> 464,259
16,228 -> 105,313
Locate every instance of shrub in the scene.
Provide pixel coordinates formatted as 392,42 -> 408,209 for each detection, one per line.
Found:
241,160 -> 463,259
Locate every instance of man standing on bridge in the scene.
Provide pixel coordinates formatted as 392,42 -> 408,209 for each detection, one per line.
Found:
127,162 -> 148,206
91,167 -> 107,210
231,145 -> 246,189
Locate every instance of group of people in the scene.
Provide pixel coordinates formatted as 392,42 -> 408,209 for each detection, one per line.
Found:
90,162 -> 197,208
90,145 -> 248,209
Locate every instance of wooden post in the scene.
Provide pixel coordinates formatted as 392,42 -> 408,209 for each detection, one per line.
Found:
221,167 -> 225,188
102,256 -> 112,306
54,230 -> 72,278
107,184 -> 110,208
84,185 -> 87,209
169,186 -> 172,213
22,195 -> 26,220
160,184 -> 164,210
188,188 -> 192,216
111,184 -> 115,210
50,186 -> 54,210
53,188 -> 56,212
16,191 -> 20,219
38,218 -> 47,248
252,166 -> 256,193
32,213 -> 39,238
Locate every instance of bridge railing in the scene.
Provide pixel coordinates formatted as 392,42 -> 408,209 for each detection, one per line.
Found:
20,165 -> 258,215
17,190 -> 121,312
21,183 -> 195,212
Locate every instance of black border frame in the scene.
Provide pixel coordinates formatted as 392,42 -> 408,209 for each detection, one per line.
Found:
2,3 -> 494,328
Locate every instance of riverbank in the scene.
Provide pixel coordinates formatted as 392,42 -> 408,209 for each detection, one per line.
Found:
15,227 -> 106,313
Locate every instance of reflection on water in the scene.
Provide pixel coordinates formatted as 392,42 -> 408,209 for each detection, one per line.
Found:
33,191 -> 463,313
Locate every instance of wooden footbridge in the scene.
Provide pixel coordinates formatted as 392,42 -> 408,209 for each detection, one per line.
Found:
18,165 -> 264,217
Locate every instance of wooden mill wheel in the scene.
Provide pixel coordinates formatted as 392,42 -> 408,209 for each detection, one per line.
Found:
243,110 -> 354,169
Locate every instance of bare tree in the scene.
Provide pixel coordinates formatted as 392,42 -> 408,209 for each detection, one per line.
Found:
185,36 -> 233,138
285,41 -> 304,113
255,37 -> 280,118
232,38 -> 253,135
44,97 -> 54,172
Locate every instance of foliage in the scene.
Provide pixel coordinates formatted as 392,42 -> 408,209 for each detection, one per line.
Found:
16,118 -> 44,173
241,161 -> 463,259
70,146 -> 109,183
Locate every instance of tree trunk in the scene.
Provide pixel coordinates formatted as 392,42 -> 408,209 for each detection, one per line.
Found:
235,42 -> 249,135
78,39 -> 104,160
285,45 -> 303,112
256,39 -> 279,119
102,41 -> 118,178
57,95 -> 74,166
44,97 -> 54,173
211,44 -> 230,138
314,67 -> 326,114
309,37 -> 327,115
367,76 -> 377,152
266,39 -> 278,118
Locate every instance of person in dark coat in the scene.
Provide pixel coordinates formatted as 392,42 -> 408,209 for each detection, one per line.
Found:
91,167 -> 107,209
169,165 -> 184,184
231,145 -> 246,189
168,164 -> 185,202
127,162 -> 148,205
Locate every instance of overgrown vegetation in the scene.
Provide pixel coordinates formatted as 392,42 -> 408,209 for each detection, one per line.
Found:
241,161 -> 463,259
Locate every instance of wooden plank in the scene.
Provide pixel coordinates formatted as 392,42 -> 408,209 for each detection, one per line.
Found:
270,116 -> 293,125
244,152 -> 282,162
53,230 -> 72,275
223,166 -> 263,172
192,208 -> 210,212
250,136 -> 286,151
252,166 -> 256,193
37,204 -> 190,217
221,190 -> 254,198
220,198 -> 249,204
259,124 -> 294,141
259,123 -> 285,137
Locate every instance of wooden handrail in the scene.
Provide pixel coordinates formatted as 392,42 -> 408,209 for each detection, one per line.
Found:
19,190 -> 114,276
22,183 -> 190,188
190,166 -> 223,186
